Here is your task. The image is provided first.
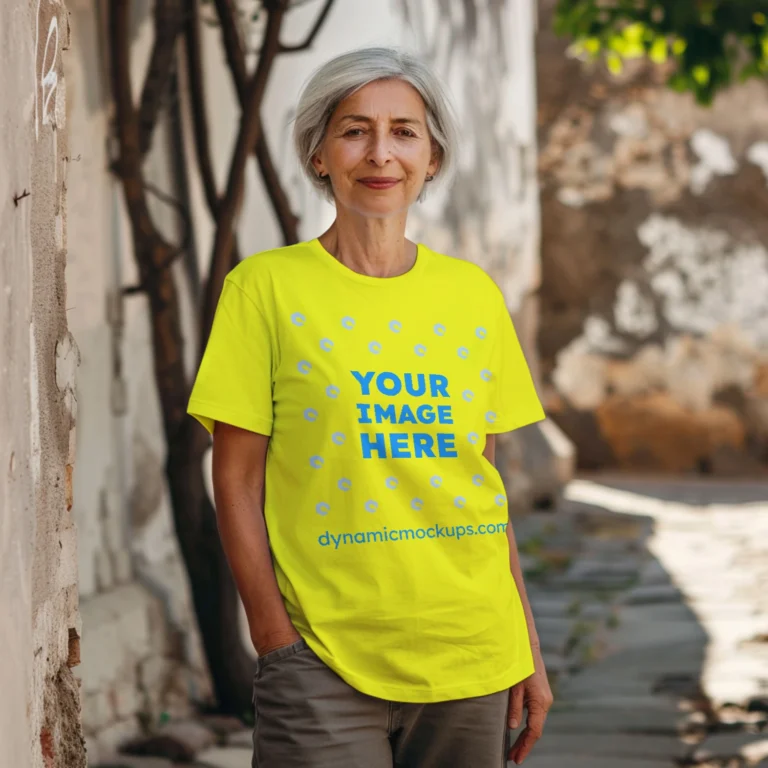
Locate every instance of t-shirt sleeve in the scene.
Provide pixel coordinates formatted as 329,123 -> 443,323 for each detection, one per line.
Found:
487,291 -> 546,434
187,278 -> 274,436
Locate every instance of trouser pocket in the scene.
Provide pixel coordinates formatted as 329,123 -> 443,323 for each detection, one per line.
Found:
252,644 -> 390,768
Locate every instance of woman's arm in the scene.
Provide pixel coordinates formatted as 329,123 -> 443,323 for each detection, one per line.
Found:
212,422 -> 301,655
484,434 -> 552,765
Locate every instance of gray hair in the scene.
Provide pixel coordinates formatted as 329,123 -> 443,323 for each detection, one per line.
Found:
293,47 -> 460,202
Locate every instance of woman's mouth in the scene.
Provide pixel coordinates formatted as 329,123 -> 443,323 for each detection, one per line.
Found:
358,177 -> 400,190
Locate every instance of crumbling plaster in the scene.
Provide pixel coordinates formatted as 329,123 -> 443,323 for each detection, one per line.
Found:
1,1 -> 86,766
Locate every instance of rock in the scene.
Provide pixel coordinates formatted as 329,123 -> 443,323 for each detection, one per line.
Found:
199,715 -> 247,738
193,747 -> 252,767
516,420 -> 576,508
595,392 -> 746,473
226,730 -> 254,749
121,736 -> 195,764
95,718 -> 142,758
96,757 -> 177,768
122,720 -> 216,762
549,407 -> 617,471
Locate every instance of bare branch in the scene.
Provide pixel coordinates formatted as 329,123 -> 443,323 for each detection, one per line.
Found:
212,0 -> 299,246
144,179 -> 192,252
183,0 -> 221,215
279,0 -> 335,53
201,3 -> 288,349
144,180 -> 187,218
121,245 -> 188,296
254,122 -> 300,244
212,0 -> 248,100
138,0 -> 185,156
110,0 -> 170,255
109,0 -> 190,438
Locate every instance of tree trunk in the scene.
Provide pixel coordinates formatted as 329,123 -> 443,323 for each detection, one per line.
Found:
109,0 -> 253,716
166,418 -> 254,716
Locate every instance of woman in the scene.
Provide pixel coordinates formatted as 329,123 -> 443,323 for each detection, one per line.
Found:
188,47 -> 552,768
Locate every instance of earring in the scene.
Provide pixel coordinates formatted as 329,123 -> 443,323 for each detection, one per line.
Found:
318,172 -> 327,179
426,174 -> 434,182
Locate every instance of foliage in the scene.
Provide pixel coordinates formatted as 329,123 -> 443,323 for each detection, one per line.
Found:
553,1 -> 768,104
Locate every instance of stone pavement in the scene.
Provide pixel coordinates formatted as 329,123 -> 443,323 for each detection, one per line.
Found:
519,476 -> 768,768
93,476 -> 768,768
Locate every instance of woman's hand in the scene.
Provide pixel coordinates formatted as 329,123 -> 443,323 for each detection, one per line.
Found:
252,626 -> 302,657
507,646 -> 553,764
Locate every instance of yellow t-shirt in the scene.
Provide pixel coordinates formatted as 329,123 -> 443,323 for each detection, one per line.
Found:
188,238 -> 545,703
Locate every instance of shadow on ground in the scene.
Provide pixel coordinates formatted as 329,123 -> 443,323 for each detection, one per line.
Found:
513,476 -> 768,768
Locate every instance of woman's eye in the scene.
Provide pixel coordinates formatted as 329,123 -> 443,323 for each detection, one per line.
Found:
345,128 -> 364,136
396,129 -> 415,137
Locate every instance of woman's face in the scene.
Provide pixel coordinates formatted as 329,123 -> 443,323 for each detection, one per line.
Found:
313,79 -> 440,218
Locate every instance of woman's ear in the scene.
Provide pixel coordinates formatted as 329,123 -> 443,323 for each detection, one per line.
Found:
312,154 -> 326,178
428,141 -> 441,177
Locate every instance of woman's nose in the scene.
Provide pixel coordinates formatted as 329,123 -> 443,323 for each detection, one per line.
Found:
366,132 -> 392,166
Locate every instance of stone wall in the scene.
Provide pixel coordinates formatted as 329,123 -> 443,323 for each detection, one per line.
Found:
537,0 -> 768,475
0,1 -> 86,767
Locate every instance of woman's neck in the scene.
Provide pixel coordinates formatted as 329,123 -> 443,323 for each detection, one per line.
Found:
318,212 -> 416,279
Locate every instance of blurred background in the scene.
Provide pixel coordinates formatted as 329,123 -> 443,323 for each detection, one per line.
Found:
2,1 -> 768,766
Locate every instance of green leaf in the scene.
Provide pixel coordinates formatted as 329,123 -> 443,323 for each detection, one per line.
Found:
552,0 -> 764,106
649,36 -> 668,63
623,22 -> 645,42
606,52 -> 624,74
608,33 -> 627,54
692,64 -> 710,85
584,36 -> 601,54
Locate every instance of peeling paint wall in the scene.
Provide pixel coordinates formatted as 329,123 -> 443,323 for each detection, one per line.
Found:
537,0 -> 768,474
0,1 -> 86,767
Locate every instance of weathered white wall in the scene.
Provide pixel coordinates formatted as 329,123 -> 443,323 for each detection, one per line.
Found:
0,1 -> 85,767
65,0 -> 551,756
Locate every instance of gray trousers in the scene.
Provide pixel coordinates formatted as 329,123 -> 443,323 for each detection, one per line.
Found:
251,639 -> 510,768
